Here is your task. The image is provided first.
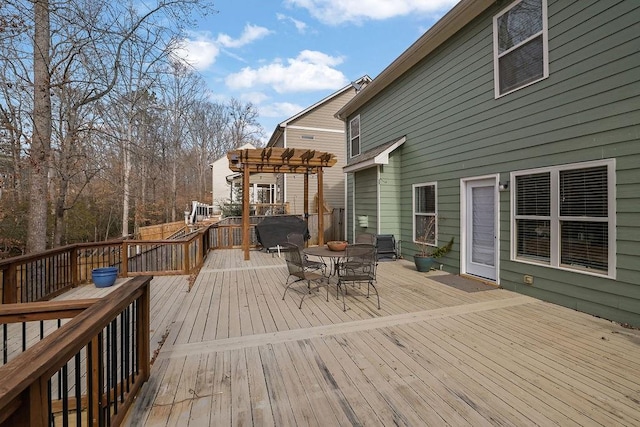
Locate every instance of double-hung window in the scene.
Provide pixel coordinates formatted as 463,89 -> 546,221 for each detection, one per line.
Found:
413,183 -> 437,245
493,0 -> 548,97
512,160 -> 615,277
349,115 -> 360,157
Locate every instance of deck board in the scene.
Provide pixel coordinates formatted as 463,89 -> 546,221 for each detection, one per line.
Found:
70,248 -> 640,427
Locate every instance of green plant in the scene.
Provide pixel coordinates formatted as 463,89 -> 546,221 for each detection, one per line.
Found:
415,216 -> 454,258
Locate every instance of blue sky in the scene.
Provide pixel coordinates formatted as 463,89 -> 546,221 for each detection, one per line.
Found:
174,0 -> 460,140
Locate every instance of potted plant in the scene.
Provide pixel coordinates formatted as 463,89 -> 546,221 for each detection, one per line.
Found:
413,216 -> 454,272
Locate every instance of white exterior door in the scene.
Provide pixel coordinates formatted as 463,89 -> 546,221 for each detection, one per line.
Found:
464,178 -> 498,281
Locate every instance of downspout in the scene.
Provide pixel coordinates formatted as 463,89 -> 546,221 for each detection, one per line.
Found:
377,165 -> 381,234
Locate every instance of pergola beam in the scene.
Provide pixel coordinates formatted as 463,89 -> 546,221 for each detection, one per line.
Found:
227,148 -> 337,260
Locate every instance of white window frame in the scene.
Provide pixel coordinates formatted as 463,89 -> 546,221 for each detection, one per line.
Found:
349,115 -> 361,158
510,159 -> 616,278
493,0 -> 549,98
413,182 -> 438,246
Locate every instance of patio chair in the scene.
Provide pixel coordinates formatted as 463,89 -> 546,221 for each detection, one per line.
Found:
376,234 -> 400,260
355,232 -> 376,245
282,243 -> 328,309
336,244 -> 379,311
287,232 -> 326,275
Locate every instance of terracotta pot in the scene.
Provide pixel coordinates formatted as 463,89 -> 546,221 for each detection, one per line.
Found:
327,241 -> 348,251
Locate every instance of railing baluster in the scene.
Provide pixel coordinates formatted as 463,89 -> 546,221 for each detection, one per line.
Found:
2,324 -> 6,364
48,378 -> 54,426
105,323 -> 111,426
98,330 -> 104,427
111,318 -> 118,416
120,310 -> 125,403
75,353 -> 81,427
125,305 -> 130,393
62,362 -> 69,427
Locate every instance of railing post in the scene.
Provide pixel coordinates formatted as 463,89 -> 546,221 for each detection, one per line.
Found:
183,242 -> 190,274
70,246 -> 78,287
2,264 -> 17,304
1,378 -> 48,427
137,281 -> 151,382
121,242 -> 129,278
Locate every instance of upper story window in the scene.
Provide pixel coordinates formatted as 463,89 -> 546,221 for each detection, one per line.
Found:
493,0 -> 548,97
512,159 -> 615,278
413,183 -> 437,245
349,115 -> 360,157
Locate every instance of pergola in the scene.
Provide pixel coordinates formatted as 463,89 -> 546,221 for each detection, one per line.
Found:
227,147 -> 338,260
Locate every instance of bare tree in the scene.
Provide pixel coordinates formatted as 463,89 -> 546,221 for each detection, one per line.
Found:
185,100 -> 228,202
228,98 -> 265,148
29,0 -> 52,253
23,0 -> 212,252
157,61 -> 207,221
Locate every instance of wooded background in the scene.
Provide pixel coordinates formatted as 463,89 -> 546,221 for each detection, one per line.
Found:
0,0 -> 265,257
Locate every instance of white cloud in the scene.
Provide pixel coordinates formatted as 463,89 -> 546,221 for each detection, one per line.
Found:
225,50 -> 348,93
171,24 -> 271,70
217,23 -> 272,48
240,92 -> 269,105
276,13 -> 309,33
171,37 -> 220,70
286,0 -> 459,25
260,102 -> 305,118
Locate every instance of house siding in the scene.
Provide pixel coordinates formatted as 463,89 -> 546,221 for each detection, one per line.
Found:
284,127 -> 345,214
293,90 -> 353,130
354,167 -> 378,237
378,152 -> 402,238
347,0 -> 640,325
281,89 -> 354,215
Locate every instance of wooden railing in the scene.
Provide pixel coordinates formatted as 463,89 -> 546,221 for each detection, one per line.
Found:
209,216 -> 261,249
0,210 -> 343,304
0,227 -> 212,304
208,211 -> 344,248
0,275 -> 152,427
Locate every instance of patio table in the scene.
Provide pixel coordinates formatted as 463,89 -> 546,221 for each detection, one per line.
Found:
303,246 -> 346,277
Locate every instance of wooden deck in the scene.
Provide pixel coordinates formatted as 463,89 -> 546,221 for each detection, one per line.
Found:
117,249 -> 640,426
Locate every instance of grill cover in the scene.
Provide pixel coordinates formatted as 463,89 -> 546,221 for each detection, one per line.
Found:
255,216 -> 310,249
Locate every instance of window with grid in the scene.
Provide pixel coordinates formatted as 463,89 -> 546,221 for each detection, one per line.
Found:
413,183 -> 437,245
513,161 -> 614,276
494,0 -> 548,97
349,115 -> 360,157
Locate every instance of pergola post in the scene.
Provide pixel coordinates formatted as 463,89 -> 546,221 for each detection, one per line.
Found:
317,167 -> 324,246
242,164 -> 250,260
304,170 -> 309,232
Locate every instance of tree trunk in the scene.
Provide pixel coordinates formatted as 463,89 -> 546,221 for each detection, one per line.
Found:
27,0 -> 51,253
171,157 -> 177,222
122,121 -> 132,237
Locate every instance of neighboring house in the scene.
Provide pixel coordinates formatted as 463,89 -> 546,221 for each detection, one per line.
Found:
211,144 -> 275,212
267,76 -> 371,215
336,0 -> 640,325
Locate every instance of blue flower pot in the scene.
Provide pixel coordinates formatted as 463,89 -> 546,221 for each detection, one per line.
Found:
92,267 -> 118,288
414,256 -> 436,272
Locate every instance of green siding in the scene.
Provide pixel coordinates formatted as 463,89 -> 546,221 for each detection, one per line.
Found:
378,152 -> 402,237
353,167 -> 377,238
347,0 -> 640,325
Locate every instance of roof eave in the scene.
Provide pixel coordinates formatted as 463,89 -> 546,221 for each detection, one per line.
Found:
343,136 -> 406,173
336,0 -> 494,121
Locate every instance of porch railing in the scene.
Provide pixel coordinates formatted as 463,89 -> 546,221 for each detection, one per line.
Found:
0,226 -> 212,304
0,275 -> 152,427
